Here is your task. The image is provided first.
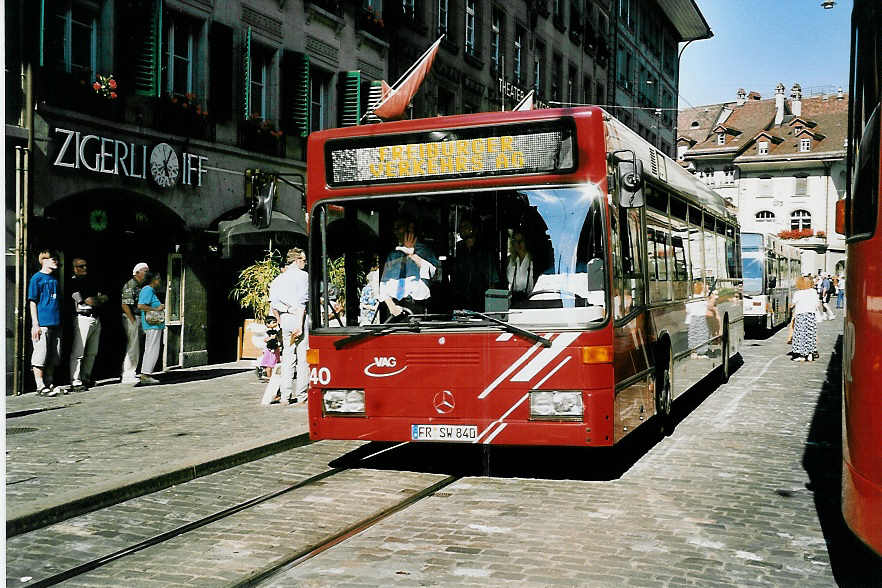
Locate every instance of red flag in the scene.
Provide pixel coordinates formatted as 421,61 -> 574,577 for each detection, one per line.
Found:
513,90 -> 534,111
372,37 -> 443,121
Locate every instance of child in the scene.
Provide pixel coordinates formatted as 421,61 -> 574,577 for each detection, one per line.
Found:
258,315 -> 281,385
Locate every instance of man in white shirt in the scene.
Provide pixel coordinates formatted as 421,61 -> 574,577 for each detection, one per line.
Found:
380,217 -> 438,321
269,248 -> 309,403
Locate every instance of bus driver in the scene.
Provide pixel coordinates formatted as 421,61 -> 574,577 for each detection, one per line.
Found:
380,216 -> 439,321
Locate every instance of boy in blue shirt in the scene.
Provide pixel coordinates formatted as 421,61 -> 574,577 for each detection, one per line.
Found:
28,249 -> 62,396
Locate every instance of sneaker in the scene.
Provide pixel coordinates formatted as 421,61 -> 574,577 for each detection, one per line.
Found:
121,377 -> 140,384
45,386 -> 59,397
138,375 -> 160,385
793,356 -> 806,362
35,387 -> 47,396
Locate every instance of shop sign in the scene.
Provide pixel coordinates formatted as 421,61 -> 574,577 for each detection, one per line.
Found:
52,128 -> 208,189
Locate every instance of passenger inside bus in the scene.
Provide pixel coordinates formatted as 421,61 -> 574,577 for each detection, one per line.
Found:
452,217 -> 500,310
378,215 -> 439,322
506,229 -> 534,302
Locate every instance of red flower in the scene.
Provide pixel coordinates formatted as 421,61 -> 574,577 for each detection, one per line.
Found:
93,82 -> 101,91
108,79 -> 117,89
110,92 -> 118,99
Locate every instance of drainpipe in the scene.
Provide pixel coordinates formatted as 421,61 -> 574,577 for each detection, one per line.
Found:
14,57 -> 34,395
823,161 -> 831,274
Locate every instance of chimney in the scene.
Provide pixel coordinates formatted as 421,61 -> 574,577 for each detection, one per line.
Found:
790,83 -> 802,117
837,87 -> 844,100
774,82 -> 785,125
736,88 -> 747,106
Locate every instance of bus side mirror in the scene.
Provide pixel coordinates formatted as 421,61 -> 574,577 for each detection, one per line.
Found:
617,158 -> 644,208
835,199 -> 846,235
244,170 -> 277,229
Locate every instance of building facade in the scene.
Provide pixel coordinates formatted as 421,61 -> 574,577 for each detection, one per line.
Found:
6,0 -> 709,393
678,83 -> 848,276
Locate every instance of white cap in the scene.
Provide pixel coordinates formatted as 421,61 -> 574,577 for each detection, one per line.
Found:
133,262 -> 149,275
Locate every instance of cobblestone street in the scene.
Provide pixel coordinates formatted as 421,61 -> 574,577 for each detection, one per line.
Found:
6,320 -> 881,586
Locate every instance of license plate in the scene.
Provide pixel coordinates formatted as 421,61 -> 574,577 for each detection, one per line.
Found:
411,424 -> 478,442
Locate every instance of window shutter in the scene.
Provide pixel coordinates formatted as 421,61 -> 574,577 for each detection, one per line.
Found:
365,79 -> 384,124
288,52 -> 310,137
39,0 -> 45,66
339,71 -> 362,127
242,27 -> 252,119
209,22 -> 234,122
134,0 -> 163,96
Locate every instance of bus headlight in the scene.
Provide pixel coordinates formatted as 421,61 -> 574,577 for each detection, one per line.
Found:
322,389 -> 365,415
529,390 -> 583,421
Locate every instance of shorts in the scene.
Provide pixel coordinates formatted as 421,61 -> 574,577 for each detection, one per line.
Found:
31,326 -> 62,368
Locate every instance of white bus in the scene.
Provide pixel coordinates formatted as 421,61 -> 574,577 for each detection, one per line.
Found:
740,232 -> 801,332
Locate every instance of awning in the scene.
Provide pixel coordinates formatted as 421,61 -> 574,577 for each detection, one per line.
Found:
218,211 -> 307,251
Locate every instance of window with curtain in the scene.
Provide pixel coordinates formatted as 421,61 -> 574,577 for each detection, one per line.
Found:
755,210 -> 775,222
249,48 -> 268,119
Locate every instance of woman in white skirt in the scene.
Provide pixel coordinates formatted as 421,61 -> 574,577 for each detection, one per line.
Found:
790,276 -> 820,362
138,272 -> 165,383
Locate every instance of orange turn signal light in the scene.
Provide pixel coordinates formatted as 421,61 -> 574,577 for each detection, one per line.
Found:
581,345 -> 613,364
306,348 -> 320,365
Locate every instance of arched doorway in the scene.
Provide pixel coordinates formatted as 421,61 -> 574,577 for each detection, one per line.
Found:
41,189 -> 186,383
207,207 -> 307,364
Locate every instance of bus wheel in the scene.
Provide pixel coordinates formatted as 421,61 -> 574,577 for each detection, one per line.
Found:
655,344 -> 674,435
719,322 -> 730,384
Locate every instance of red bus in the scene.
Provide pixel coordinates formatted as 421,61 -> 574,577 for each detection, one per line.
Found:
305,107 -> 742,447
840,0 -> 882,557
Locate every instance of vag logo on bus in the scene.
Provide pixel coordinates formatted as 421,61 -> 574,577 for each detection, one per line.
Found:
364,356 -> 407,378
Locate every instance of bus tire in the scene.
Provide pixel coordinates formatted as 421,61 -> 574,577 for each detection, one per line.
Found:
655,342 -> 674,435
719,321 -> 730,384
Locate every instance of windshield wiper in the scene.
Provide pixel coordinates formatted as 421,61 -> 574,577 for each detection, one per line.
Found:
453,309 -> 552,348
334,319 -> 423,350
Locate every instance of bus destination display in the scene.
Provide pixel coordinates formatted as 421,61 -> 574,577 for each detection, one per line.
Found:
326,121 -> 575,186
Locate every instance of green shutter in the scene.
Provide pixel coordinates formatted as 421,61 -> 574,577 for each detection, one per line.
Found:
290,52 -> 310,137
365,79 -> 384,123
39,0 -> 45,66
134,0 -> 163,96
242,27 -> 252,119
340,71 -> 362,127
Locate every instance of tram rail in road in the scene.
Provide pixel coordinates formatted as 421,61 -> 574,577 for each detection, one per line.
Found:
15,442 -> 459,588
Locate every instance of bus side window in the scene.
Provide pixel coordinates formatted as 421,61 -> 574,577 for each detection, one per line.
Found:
766,255 -> 776,289
703,215 -> 717,291
609,205 -> 624,318
622,208 -> 645,312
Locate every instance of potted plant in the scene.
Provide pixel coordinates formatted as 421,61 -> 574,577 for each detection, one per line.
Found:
158,92 -> 210,138
229,250 -> 282,358
241,114 -> 286,157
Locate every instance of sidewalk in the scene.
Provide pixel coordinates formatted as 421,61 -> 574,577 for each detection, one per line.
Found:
5,361 -> 310,537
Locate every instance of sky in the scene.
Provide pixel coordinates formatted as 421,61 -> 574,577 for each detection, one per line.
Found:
678,0 -> 853,109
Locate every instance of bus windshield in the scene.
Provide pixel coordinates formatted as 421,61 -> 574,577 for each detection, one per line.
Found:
741,234 -> 764,295
312,186 -> 608,330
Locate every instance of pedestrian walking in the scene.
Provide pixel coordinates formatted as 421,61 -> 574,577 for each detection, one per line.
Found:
269,248 -> 309,404
791,276 -> 820,362
820,273 -> 836,320
121,262 -> 149,384
28,249 -> 63,396
137,272 -> 166,384
836,274 -> 846,309
68,257 -> 108,391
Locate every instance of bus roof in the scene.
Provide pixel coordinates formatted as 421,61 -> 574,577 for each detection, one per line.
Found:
307,106 -> 736,225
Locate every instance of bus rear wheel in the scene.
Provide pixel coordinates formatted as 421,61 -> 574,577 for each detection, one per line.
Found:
655,344 -> 674,435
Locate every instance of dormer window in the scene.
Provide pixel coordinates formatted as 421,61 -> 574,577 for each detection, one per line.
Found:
799,138 -> 812,152
717,132 -> 725,145
690,121 -> 700,128
758,140 -> 769,155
